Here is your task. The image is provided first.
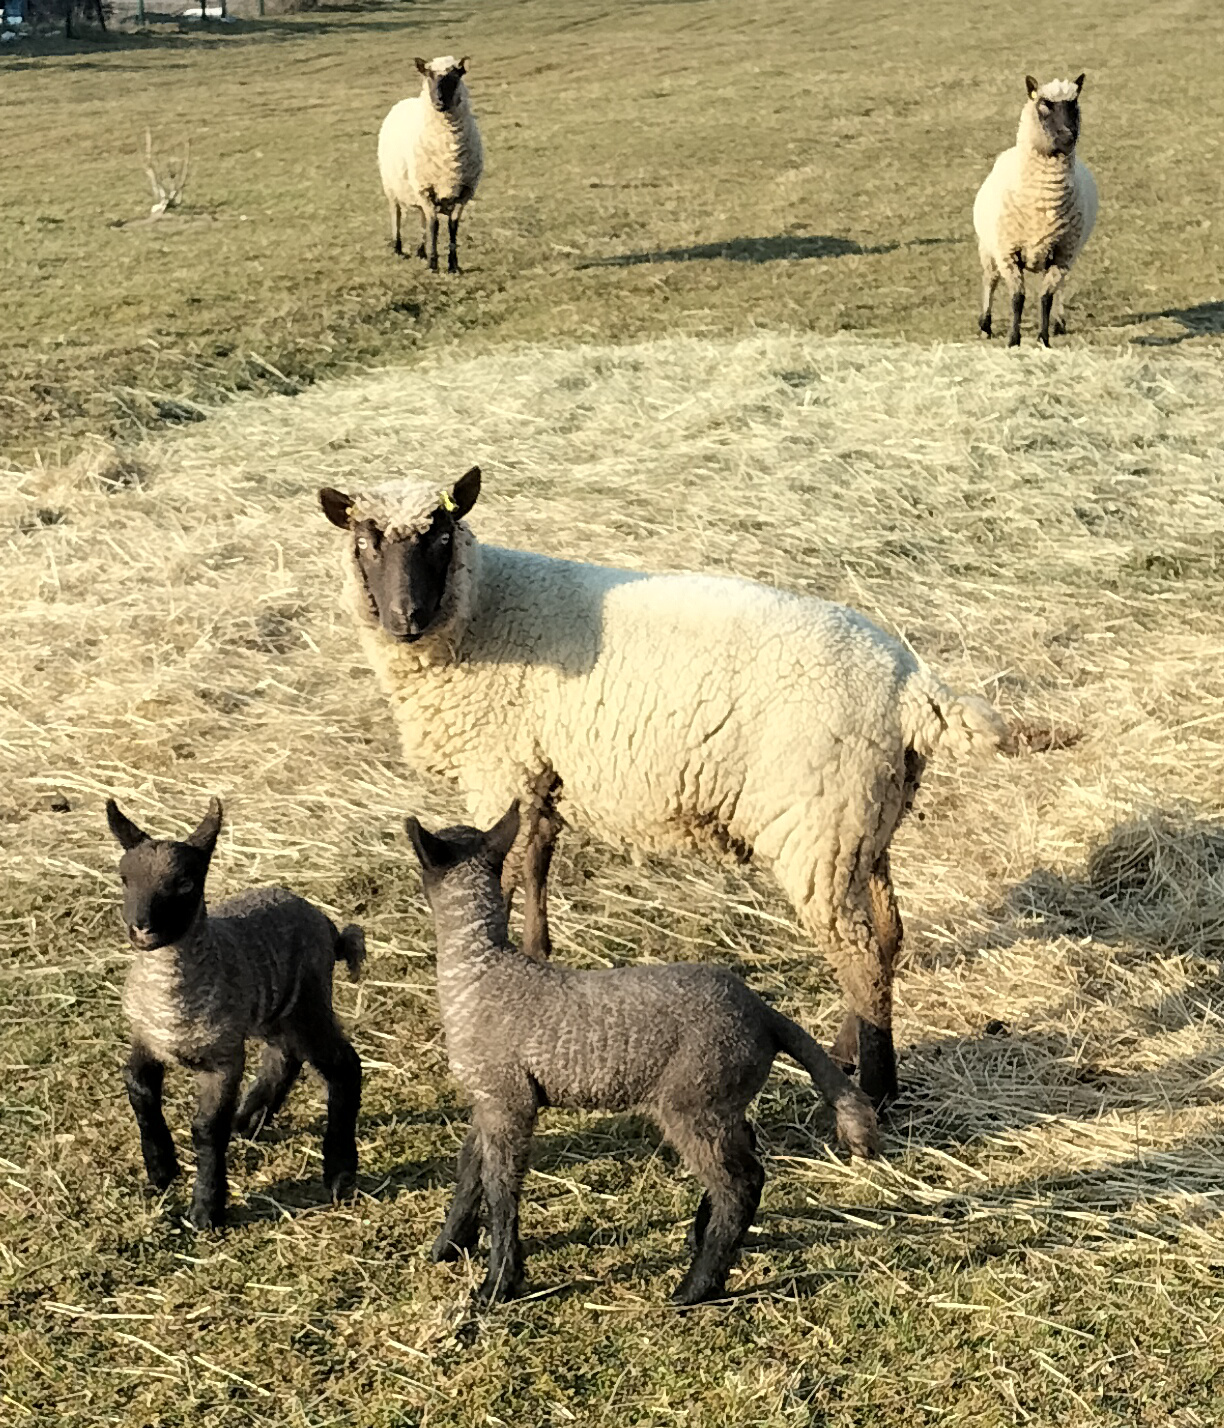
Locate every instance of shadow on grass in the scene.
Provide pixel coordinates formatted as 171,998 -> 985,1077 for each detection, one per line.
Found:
1125,300 -> 1224,346
579,233 -> 956,268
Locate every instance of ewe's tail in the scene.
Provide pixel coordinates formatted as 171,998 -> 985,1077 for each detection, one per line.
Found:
768,1010 -> 879,1159
901,672 -> 1013,762
335,923 -> 366,983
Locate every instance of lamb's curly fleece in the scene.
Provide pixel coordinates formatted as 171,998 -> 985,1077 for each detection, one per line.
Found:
336,478 -> 1008,1027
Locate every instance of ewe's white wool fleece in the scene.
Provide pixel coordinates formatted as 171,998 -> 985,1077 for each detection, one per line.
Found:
333,480 -> 1007,957
973,78 -> 1098,285
378,58 -> 483,214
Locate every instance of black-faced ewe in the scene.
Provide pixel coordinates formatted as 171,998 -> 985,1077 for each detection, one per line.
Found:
378,55 -> 484,274
106,797 -> 364,1228
407,805 -> 879,1307
320,470 -> 1011,1107
974,74 -> 1098,347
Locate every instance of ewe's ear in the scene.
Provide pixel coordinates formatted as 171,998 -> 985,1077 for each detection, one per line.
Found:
319,487 -> 354,530
450,466 -> 481,519
1025,74 -> 1040,100
415,56 -> 429,76
457,56 -> 468,74
483,801 -> 521,869
187,797 -> 223,856
106,798 -> 148,851
405,815 -> 450,872
1074,72 -> 1085,95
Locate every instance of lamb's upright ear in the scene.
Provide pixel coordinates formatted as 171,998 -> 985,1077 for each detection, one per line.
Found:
457,56 -> 468,74
319,488 -> 354,530
1074,72 -> 1085,95
187,797 -> 223,856
450,466 -> 481,519
1025,74 -> 1040,100
415,56 -> 429,75
405,815 -> 451,873
483,801 -> 521,869
106,798 -> 148,851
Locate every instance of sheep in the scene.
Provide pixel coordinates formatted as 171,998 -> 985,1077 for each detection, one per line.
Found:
105,796 -> 365,1228
406,802 -> 879,1306
318,469 -> 1011,1108
974,73 -> 1098,347
378,55 -> 483,274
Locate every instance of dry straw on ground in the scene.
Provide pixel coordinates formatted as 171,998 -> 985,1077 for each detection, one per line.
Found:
3,333 -> 1224,1421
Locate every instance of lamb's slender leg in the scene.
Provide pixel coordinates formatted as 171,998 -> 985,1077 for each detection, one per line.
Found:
233,1041 -> 303,1139
431,1127 -> 484,1261
1003,257 -> 1026,347
521,799 -> 561,963
446,208 -> 463,275
1039,264 -> 1067,348
978,255 -> 999,338
124,1043 -> 179,1190
473,1095 -> 536,1305
188,1052 -> 244,1229
667,1116 -> 763,1306
292,1003 -> 362,1201
388,196 -> 402,256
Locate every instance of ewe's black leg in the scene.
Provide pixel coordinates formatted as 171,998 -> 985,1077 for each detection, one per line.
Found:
857,1022 -> 898,1108
293,1006 -> 362,1202
388,197 -> 402,256
856,854 -> 901,1106
233,1042 -> 303,1139
473,1098 -> 536,1305
426,212 -> 440,273
1038,291 -> 1055,348
432,1128 -> 484,1261
415,206 -> 427,260
686,1192 -> 712,1255
978,266 -> 998,338
124,1044 -> 179,1190
447,213 -> 461,275
1007,283 -> 1025,348
670,1119 -> 763,1306
188,1054 -> 244,1229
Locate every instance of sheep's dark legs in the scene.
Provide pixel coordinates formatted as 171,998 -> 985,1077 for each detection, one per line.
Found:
1007,282 -> 1026,347
1039,265 -> 1066,347
473,1098 -> 535,1305
432,1128 -> 484,1261
388,197 -> 402,256
978,262 -> 998,338
188,1054 -> 244,1229
124,1044 -> 179,1190
233,1042 -> 303,1139
415,206 -> 427,260
668,1117 -> 763,1305
289,1004 -> 362,1201
446,211 -> 462,274
421,205 -> 440,272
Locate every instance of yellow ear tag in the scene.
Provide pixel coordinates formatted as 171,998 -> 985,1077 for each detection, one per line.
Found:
438,490 -> 457,512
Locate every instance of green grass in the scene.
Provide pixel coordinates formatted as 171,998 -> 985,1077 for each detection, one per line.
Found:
2,0 -> 1222,459
4,2 -> 1224,1424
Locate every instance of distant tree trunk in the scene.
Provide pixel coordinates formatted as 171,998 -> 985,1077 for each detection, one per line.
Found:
93,0 -> 105,28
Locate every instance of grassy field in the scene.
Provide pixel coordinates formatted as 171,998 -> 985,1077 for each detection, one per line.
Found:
4,1 -> 1224,1425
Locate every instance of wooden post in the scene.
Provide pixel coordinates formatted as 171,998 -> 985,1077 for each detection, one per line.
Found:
137,0 -> 145,20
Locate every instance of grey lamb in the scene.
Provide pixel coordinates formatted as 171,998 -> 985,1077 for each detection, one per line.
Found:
406,803 -> 880,1307
106,796 -> 365,1228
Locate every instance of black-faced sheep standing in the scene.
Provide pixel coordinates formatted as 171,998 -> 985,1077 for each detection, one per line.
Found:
319,471 -> 1011,1108
407,803 -> 879,1306
974,74 -> 1099,347
106,797 -> 364,1227
378,55 -> 484,274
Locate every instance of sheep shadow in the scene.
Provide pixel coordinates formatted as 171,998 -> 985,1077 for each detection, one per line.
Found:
579,233 -> 956,269
1125,300 -> 1224,346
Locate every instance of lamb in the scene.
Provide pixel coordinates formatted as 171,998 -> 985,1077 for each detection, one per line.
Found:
318,469 -> 1010,1108
974,73 -> 1098,347
378,55 -> 483,274
105,796 -> 365,1228
406,803 -> 879,1306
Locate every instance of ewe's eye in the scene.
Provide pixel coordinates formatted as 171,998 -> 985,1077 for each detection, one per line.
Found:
175,878 -> 194,896
437,532 -> 451,546
356,536 -> 368,551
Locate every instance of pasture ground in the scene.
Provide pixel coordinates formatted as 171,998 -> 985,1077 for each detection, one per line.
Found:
3,1 -> 1224,1425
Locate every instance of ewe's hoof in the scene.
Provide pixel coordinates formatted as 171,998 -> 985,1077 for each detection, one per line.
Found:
147,1160 -> 180,1191
978,315 -> 992,338
670,1275 -> 725,1307
186,1203 -> 225,1231
325,1170 -> 357,1204
474,1271 -> 522,1307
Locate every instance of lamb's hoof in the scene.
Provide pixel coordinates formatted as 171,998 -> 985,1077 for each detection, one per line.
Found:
430,1228 -> 478,1263
186,1202 -> 225,1231
978,315 -> 992,339
1038,334 -> 1051,348
1007,334 -> 1022,348
146,1159 -> 180,1191
447,258 -> 461,275
474,1270 -> 522,1306
427,257 -> 439,273
232,1109 -> 266,1141
670,1274 -> 726,1307
1053,318 -> 1067,336
324,1169 -> 357,1204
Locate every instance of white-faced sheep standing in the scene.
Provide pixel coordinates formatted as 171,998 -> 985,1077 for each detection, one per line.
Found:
106,797 -> 365,1228
406,804 -> 879,1306
319,470 -> 1010,1107
378,55 -> 483,274
974,74 -> 1098,346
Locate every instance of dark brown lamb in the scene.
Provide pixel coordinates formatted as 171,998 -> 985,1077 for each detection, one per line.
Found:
406,803 -> 880,1307
106,797 -> 364,1228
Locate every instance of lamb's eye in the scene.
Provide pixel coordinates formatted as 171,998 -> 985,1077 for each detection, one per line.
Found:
175,878 -> 194,897
437,532 -> 451,546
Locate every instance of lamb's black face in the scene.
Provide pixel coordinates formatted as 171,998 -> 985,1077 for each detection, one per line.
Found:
1035,96 -> 1080,155
355,509 -> 457,643
417,58 -> 467,112
117,842 -> 210,950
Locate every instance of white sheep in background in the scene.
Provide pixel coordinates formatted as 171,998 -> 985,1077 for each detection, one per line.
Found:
319,470 -> 1011,1107
974,74 -> 1098,346
377,55 -> 484,274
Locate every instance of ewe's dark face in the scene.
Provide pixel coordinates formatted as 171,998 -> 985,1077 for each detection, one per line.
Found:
417,57 -> 467,113
106,798 -> 220,951
318,467 -> 482,645
355,510 -> 458,643
1027,75 -> 1084,156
